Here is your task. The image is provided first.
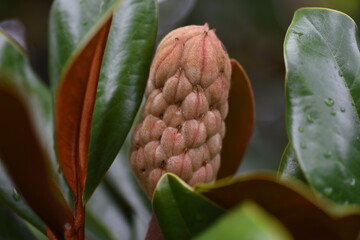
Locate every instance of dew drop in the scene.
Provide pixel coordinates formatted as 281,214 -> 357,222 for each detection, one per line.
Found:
300,143 -> 307,149
298,127 -> 304,133
323,187 -> 333,195
306,114 -> 314,123
338,70 -> 344,77
330,109 -> 336,116
324,98 -> 335,107
340,107 -> 346,112
293,31 -> 304,37
12,189 -> 20,201
323,151 -> 332,159
356,136 -> 360,141
346,178 -> 356,186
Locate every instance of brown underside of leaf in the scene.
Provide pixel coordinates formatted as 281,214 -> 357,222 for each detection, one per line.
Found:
218,59 -> 255,178
55,17 -> 112,198
55,16 -> 112,239
0,84 -> 73,239
198,176 -> 360,240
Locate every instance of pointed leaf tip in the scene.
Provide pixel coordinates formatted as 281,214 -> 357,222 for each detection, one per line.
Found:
153,173 -> 224,240
55,17 -> 112,198
84,0 -> 158,202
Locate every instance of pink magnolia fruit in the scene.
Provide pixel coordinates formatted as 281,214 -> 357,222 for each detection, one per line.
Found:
130,24 -> 231,197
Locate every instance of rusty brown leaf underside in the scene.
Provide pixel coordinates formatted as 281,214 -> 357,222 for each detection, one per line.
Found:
0,84 -> 73,239
218,59 -> 255,178
198,175 -> 360,240
55,17 -> 112,239
55,17 -> 112,197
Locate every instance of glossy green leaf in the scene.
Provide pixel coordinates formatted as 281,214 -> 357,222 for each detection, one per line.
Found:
153,173 -> 225,240
195,201 -> 291,240
284,8 -> 360,204
196,173 -> 360,240
0,30 -> 73,238
84,0 -> 158,201
0,205 -> 37,240
278,143 -> 307,183
49,0 -> 123,89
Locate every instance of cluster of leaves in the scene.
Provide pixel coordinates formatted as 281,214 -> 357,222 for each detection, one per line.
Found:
1,0 -> 360,239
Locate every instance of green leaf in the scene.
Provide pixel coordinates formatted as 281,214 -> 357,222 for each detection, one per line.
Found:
195,201 -> 292,240
49,0 -> 123,89
196,173 -> 360,240
153,173 -> 225,240
0,205 -> 37,240
278,143 -> 307,183
284,7 -> 360,204
84,0 -> 158,201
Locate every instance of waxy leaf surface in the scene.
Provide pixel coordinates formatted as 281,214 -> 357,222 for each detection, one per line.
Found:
50,0 -> 158,202
152,173 -> 224,240
285,8 -> 360,204
196,173 -> 360,240
49,0 -> 123,89
84,0 -> 158,201
55,16 -> 112,198
195,202 -> 291,240
278,143 -> 307,183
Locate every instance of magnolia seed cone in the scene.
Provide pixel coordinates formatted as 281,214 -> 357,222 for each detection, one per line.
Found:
130,24 -> 231,198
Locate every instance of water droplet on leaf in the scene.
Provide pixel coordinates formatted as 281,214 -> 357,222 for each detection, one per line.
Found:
293,31 -> 303,37
330,109 -> 336,116
324,187 -> 333,195
323,151 -> 332,159
298,127 -> 304,133
12,189 -> 20,201
346,178 -> 356,186
340,107 -> 346,112
300,143 -> 307,149
307,114 -> 314,123
324,98 -> 335,107
338,70 -> 344,77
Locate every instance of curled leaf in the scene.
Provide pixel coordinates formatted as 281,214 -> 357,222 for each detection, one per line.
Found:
196,173 -> 360,240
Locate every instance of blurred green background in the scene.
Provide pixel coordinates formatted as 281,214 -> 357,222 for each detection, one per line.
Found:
0,0 -> 359,172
